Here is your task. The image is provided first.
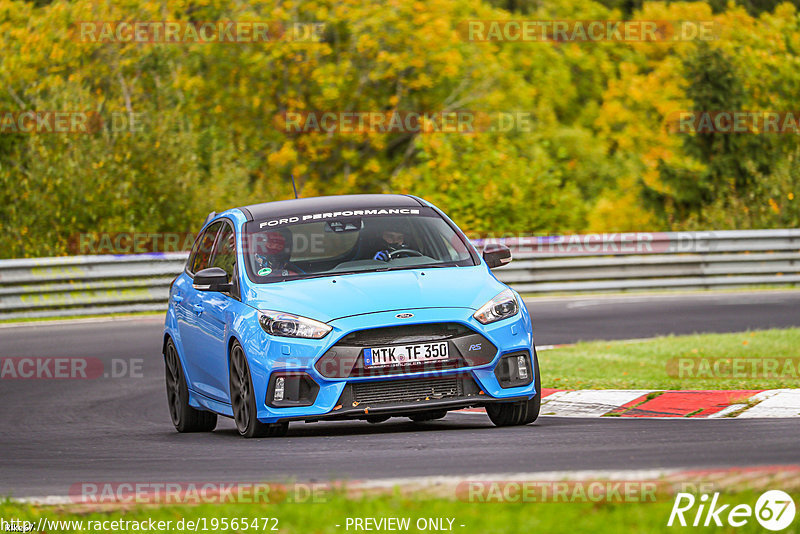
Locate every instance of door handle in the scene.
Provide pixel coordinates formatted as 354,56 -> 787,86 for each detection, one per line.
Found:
172,295 -> 184,303
191,304 -> 204,314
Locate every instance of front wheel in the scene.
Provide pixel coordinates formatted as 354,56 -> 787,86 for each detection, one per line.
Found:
486,350 -> 541,427
229,342 -> 289,438
164,339 -> 217,432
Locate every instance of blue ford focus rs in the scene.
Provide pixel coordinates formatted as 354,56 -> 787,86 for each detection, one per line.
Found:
163,194 -> 540,437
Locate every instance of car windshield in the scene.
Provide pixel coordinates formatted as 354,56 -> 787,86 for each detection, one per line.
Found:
242,207 -> 477,283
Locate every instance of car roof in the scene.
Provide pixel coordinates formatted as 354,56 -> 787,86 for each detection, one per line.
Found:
237,194 -> 425,222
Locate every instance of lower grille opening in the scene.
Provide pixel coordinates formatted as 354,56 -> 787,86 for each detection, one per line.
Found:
352,377 -> 464,405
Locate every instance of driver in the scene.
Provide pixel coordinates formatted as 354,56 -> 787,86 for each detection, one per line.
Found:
373,229 -> 408,262
254,229 -> 300,276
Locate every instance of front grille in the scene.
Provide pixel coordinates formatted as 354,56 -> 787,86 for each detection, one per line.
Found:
352,377 -> 463,405
316,323 -> 496,379
339,323 -> 472,347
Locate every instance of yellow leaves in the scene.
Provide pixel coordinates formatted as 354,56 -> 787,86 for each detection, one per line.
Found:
408,73 -> 433,89
267,144 -> 298,168
321,86 -> 339,101
364,159 -> 380,173
482,180 -> 498,202
768,198 -> 780,214
355,33 -> 376,54
437,49 -> 463,77
341,148 -> 358,162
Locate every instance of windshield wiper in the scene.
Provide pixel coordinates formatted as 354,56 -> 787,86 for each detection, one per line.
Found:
287,270 -> 366,280
376,262 -> 460,272
273,263 -> 460,282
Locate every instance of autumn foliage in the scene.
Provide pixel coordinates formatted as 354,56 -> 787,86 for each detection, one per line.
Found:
0,0 -> 797,257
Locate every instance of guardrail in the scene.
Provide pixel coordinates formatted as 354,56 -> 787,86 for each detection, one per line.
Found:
0,229 -> 797,319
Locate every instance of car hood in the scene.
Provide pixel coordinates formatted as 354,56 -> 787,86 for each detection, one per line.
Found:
243,266 -> 506,322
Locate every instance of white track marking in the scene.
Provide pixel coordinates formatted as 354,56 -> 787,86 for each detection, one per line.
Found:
737,389 -> 800,418
707,404 -> 747,418
539,389 -> 654,417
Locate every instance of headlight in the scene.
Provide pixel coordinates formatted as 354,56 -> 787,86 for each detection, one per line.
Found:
473,289 -> 519,324
258,310 -> 332,339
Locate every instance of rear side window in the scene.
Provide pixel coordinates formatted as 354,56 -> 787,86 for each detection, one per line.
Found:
187,222 -> 222,275
209,222 -> 236,281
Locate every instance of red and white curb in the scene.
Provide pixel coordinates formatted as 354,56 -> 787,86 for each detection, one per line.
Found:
459,388 -> 800,418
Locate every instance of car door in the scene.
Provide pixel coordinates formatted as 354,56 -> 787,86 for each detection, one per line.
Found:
176,221 -> 222,394
189,220 -> 239,401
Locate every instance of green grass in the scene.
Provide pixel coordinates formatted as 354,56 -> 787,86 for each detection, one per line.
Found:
540,328 -> 800,390
0,311 -> 163,324
3,490 -> 797,534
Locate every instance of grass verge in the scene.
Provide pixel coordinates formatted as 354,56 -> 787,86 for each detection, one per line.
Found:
540,327 -> 800,390
2,489 -> 797,534
0,311 -> 163,325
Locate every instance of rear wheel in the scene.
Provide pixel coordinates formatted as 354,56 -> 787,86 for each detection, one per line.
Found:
486,350 -> 541,427
164,339 -> 217,432
408,410 -> 447,422
229,342 -> 288,438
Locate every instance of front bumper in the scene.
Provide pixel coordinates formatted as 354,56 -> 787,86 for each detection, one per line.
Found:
275,395 -> 531,423
243,306 -> 536,424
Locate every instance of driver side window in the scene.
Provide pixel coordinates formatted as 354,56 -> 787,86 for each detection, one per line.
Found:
209,223 -> 236,281
188,222 -> 222,275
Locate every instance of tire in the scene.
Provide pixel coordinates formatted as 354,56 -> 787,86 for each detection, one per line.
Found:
229,342 -> 289,438
164,339 -> 217,432
408,410 -> 447,422
486,350 -> 541,427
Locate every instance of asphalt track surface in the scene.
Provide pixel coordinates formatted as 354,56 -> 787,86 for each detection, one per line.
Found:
1,290 -> 799,497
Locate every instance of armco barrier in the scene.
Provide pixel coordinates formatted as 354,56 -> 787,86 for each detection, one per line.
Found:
0,230 -> 797,319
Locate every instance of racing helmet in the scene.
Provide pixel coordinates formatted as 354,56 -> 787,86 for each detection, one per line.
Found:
256,228 -> 292,266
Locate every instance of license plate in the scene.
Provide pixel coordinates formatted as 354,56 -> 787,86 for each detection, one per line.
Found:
364,342 -> 449,367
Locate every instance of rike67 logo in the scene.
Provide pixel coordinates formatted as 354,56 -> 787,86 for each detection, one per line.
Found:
668,490 -> 796,531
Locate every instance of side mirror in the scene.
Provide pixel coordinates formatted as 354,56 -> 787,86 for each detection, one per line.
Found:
482,243 -> 512,269
193,267 -> 231,292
